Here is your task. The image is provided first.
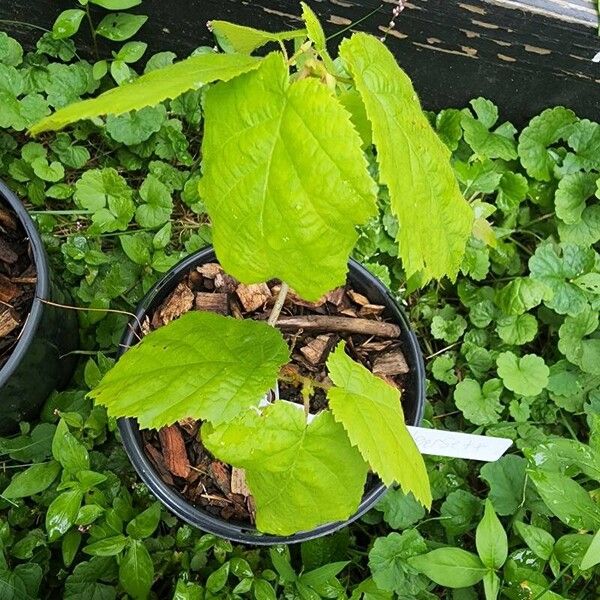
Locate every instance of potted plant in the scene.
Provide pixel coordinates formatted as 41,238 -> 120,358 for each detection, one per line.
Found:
0,180 -> 78,433
31,3 -> 473,539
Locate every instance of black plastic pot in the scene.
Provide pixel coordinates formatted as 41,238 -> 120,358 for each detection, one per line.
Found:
118,246 -> 425,545
0,181 -> 78,433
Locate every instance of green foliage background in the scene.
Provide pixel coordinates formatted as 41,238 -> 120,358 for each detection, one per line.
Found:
0,7 -> 599,598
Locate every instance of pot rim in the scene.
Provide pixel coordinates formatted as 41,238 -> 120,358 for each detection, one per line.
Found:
118,246 -> 425,545
0,180 -> 49,387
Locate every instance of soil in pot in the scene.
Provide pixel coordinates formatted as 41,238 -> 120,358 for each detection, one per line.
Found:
0,199 -> 36,370
140,263 -> 412,527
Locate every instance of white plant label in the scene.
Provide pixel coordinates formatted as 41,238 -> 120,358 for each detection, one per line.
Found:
262,397 -> 512,463
407,426 -> 512,462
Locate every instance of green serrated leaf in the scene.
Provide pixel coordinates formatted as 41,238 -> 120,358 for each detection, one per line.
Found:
340,33 -> 472,282
90,312 -> 290,429
203,400 -> 368,535
327,343 -> 431,507
210,20 -> 305,54
496,351 -> 549,397
555,172 -> 597,224
529,242 -> 595,316
106,105 -> 166,145
30,53 -> 262,134
496,313 -> 538,345
454,378 -> 503,426
200,52 -> 376,301
517,107 -> 577,181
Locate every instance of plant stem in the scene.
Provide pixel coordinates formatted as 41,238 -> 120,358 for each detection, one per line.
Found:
268,282 -> 289,326
85,4 -> 99,61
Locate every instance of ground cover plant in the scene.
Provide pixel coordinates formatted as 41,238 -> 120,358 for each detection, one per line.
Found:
0,2 -> 599,598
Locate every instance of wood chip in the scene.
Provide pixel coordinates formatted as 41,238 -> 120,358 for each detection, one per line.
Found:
275,315 -> 401,338
0,206 -> 17,230
236,282 -> 272,312
178,417 -> 199,437
373,349 -> 410,376
214,272 -> 237,293
0,235 -> 18,265
360,340 -> 393,352
359,303 -> 385,318
325,287 -> 346,306
158,425 -> 190,478
196,263 -> 222,279
348,290 -> 370,306
300,334 -> 334,365
195,292 -> 229,315
0,274 -> 19,303
339,307 -> 358,318
155,282 -> 194,326
209,461 -> 231,495
231,467 -> 251,497
145,443 -> 174,485
0,308 -> 20,337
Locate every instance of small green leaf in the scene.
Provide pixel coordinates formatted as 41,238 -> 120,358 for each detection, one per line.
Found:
135,174 -> 172,228
409,548 -> 487,588
119,539 -> 154,599
52,9 -> 86,40
106,105 -> 166,145
30,53 -> 262,134
377,488 -> 425,529
496,351 -> 549,397
0,32 -> 23,66
517,107 -> 577,181
116,41 -> 147,63
46,489 -> 83,542
555,172 -> 597,224
496,314 -> 538,346
495,277 -> 547,316
206,562 -> 229,593
368,530 -> 427,595
514,522 -> 555,561
126,502 -> 161,539
91,312 -> 289,429
203,400 -> 368,535
200,52 -> 376,301
91,0 -> 142,8
480,455 -> 527,516
83,535 -> 128,556
209,20 -> 305,54
52,419 -> 90,473
476,500 -> 508,569
454,378 -> 503,426
327,343 -> 431,507
96,13 -> 148,42
62,529 -> 82,567
2,461 -> 61,499
31,157 -> 64,182
340,33 -> 472,282
580,529 -> 600,571
528,469 -> 600,530
431,306 -> 467,343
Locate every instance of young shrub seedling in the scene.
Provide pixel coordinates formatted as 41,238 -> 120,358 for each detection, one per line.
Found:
32,3 -> 474,534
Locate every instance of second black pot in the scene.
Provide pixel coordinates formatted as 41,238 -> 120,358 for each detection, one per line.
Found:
118,246 -> 425,545
0,181 -> 78,434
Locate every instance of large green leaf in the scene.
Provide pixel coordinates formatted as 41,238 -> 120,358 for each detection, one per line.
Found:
202,400 -> 368,535
339,33 -> 472,282
89,312 -> 290,429
326,343 -> 431,508
199,52 -> 377,301
210,20 -> 306,54
30,52 -> 262,134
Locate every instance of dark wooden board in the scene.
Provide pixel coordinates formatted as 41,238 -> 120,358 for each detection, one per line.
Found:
1,0 -> 598,124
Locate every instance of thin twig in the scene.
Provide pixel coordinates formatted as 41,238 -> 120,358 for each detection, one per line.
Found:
267,282 -> 289,326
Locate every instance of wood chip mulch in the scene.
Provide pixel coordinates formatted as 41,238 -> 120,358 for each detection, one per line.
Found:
0,200 -> 36,370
